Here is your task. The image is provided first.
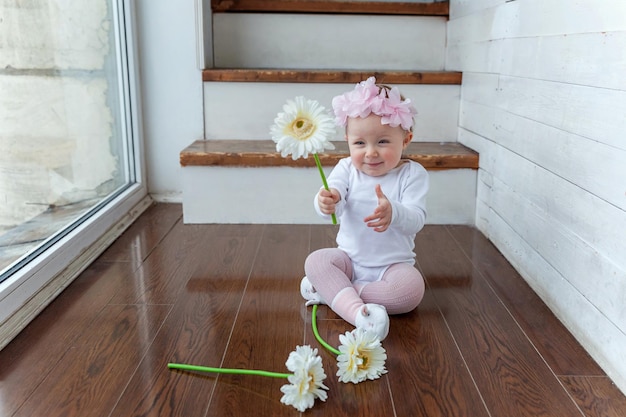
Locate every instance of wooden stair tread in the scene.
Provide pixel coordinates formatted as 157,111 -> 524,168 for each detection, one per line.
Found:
203,69 -> 462,84
180,140 -> 478,170
211,0 -> 449,16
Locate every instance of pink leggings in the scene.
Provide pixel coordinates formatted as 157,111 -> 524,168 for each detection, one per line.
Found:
304,248 -> 425,315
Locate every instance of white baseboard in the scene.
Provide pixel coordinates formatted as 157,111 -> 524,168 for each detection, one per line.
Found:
150,192 -> 182,203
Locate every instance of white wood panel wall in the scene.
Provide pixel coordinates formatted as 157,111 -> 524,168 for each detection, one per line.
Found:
447,0 -> 626,394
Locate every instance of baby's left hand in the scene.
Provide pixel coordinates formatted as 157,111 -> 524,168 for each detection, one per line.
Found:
364,184 -> 392,232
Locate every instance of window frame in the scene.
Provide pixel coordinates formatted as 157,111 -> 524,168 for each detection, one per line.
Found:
0,0 -> 148,348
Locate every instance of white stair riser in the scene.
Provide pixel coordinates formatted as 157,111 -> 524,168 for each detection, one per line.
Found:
213,14 -> 447,70
182,167 -> 476,225
204,82 -> 460,141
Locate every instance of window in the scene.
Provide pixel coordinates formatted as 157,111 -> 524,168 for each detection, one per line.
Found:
0,0 -> 147,345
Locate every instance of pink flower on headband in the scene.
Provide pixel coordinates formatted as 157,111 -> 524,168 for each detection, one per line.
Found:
332,77 -> 417,131
332,77 -> 380,124
375,86 -> 417,131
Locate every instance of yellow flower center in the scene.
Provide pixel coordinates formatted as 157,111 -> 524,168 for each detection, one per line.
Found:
357,354 -> 369,371
359,354 -> 369,370
347,347 -> 370,372
298,372 -> 314,395
288,117 -> 316,141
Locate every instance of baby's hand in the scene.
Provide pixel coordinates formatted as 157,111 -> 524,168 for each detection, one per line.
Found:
318,188 -> 340,215
364,184 -> 392,232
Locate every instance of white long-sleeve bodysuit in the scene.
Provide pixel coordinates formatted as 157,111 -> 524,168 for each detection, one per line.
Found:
314,157 -> 429,282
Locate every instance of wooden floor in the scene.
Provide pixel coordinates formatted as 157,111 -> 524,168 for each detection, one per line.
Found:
1,203 -> 625,417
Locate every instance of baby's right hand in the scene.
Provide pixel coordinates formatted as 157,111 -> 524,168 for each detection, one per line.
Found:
318,188 -> 340,215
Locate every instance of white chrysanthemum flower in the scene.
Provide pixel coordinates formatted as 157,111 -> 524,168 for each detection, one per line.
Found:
270,96 -> 336,160
337,328 -> 387,384
280,345 -> 329,412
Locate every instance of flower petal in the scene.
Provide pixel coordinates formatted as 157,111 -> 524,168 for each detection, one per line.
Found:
270,97 -> 336,160
336,328 -> 387,384
281,345 -> 329,411
331,77 -> 417,130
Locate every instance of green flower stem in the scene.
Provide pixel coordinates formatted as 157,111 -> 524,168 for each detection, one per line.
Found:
313,153 -> 337,225
311,304 -> 341,356
168,363 -> 291,379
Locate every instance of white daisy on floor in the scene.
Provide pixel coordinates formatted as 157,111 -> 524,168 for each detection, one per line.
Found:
337,328 -> 387,384
270,96 -> 336,160
280,345 -> 329,412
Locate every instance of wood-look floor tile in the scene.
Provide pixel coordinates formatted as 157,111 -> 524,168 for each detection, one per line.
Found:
561,376 -> 626,417
207,225 -> 311,416
447,225 -> 605,377
12,304 -> 170,417
385,293 -> 490,417
0,261 -> 135,417
309,224 -> 339,252
110,224 -> 263,417
3,206 -> 623,417
98,203 -> 181,265
416,226 -> 582,417
108,222 -> 232,305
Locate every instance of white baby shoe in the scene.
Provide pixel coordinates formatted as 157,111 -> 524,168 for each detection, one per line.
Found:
355,304 -> 390,340
300,276 -> 325,306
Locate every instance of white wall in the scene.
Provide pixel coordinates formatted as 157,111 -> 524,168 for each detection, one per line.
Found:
135,0 -> 204,201
447,0 -> 626,393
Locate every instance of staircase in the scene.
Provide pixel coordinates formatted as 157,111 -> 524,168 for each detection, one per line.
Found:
181,0 -> 478,224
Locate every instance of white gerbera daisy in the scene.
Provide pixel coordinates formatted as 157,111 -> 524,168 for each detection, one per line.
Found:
270,96 -> 336,160
337,328 -> 387,384
280,345 -> 329,412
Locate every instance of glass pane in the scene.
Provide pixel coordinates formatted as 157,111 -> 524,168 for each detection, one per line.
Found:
0,0 -> 134,281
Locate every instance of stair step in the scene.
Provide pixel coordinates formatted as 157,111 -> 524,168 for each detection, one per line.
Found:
192,1 -> 469,224
180,140 -> 478,224
203,73 -> 460,141
213,13 -> 446,70
202,69 -> 462,84
211,0 -> 449,15
180,140 -> 478,170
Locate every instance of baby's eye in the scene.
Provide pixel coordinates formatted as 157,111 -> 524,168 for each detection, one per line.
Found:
352,140 -> 365,145
378,139 -> 390,144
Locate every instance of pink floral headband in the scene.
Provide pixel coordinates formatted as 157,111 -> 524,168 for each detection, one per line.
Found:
331,77 -> 417,131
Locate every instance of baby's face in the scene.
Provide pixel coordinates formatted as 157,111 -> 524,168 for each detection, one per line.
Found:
345,115 -> 412,177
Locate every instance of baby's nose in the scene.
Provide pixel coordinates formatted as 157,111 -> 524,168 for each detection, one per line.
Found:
366,146 -> 379,157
